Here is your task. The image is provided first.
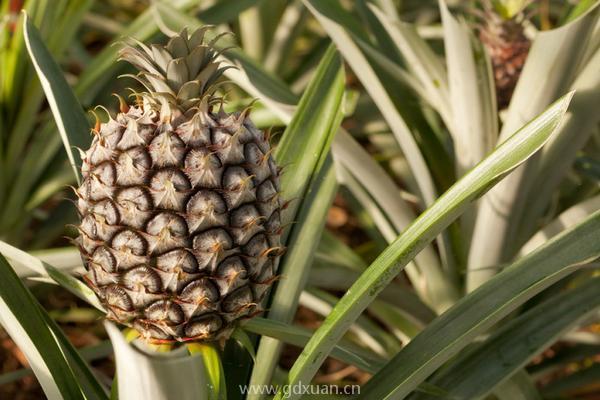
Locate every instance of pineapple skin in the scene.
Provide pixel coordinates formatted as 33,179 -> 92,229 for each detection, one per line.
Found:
76,29 -> 283,343
479,11 -> 530,109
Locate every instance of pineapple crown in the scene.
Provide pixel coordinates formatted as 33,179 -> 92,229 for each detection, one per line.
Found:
483,0 -> 532,21
476,0 -> 532,44
119,27 -> 231,113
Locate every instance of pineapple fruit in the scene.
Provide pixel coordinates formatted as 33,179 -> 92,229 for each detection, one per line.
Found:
478,0 -> 531,108
75,28 -> 283,343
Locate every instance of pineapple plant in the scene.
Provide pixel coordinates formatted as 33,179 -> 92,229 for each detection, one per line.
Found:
477,0 -> 531,108
76,27 -> 283,343
0,1 -> 596,399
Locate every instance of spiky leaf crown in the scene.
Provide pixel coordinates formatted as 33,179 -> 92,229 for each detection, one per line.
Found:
490,0 -> 530,20
119,27 -> 229,112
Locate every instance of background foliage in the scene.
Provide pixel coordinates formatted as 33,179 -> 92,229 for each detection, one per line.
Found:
0,0 -> 599,399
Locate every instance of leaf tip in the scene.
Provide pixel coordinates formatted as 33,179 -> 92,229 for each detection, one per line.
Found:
564,89 -> 576,105
556,89 -> 576,118
21,10 -> 29,29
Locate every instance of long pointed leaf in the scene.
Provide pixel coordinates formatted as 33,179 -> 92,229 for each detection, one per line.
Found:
0,253 -> 86,400
361,207 -> 600,399
412,277 -> 600,400
467,4 -> 600,289
303,0 -> 460,313
274,46 -> 344,226
439,0 -> 497,175
43,312 -> 110,400
519,194 -> 600,256
0,240 -> 103,311
249,45 -> 344,396
278,93 -> 574,400
367,4 -> 452,130
518,46 -> 600,242
106,323 -> 210,400
302,0 -> 438,206
250,159 -> 338,395
244,318 -> 385,374
23,13 -> 90,184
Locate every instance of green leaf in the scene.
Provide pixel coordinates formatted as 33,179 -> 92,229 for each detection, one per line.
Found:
5,0 -> 92,174
187,343 -> 226,400
360,208 -> 600,400
274,45 -> 344,226
0,324 -> 110,393
308,265 -> 435,327
243,318 -> 386,374
519,194 -> 600,256
367,3 -> 452,130
0,240 -> 104,311
0,122 -> 64,237
368,299 -> 422,343
316,230 -> 367,271
303,0 -> 460,313
302,0 -> 438,206
110,376 -> 119,400
438,0 -> 497,176
467,3 -> 600,289
222,336 -> 253,400
301,287 -> 402,356
541,363 -> 600,397
250,159 -> 337,392
332,132 -> 452,308
22,12 -> 90,184
25,164 -> 75,210
337,162 -> 458,311
278,92 -> 574,400
518,47 -> 600,243
492,371 -> 541,400
198,0 -> 262,24
337,164 -> 396,243
238,4 -> 266,61
437,0 -> 498,248
230,328 -> 257,363
565,0 -> 600,22
250,46 -> 344,392
105,323 -> 211,400
412,277 -> 600,399
264,1 -> 308,73
9,246 -> 80,277
0,253 -> 86,400
43,312 -> 110,400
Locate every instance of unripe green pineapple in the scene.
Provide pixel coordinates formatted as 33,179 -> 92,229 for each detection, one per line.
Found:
76,28 -> 283,343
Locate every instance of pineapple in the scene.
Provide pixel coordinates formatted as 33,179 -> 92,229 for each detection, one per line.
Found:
75,28 -> 283,343
478,0 -> 531,108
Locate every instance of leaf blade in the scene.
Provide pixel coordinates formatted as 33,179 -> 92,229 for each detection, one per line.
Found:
106,323 -> 211,400
361,207 -> 600,399
22,12 -> 90,184
0,253 -> 89,400
413,277 -> 600,399
249,45 -> 344,396
302,0 -> 438,206
279,92 -> 574,400
467,4 -> 600,289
